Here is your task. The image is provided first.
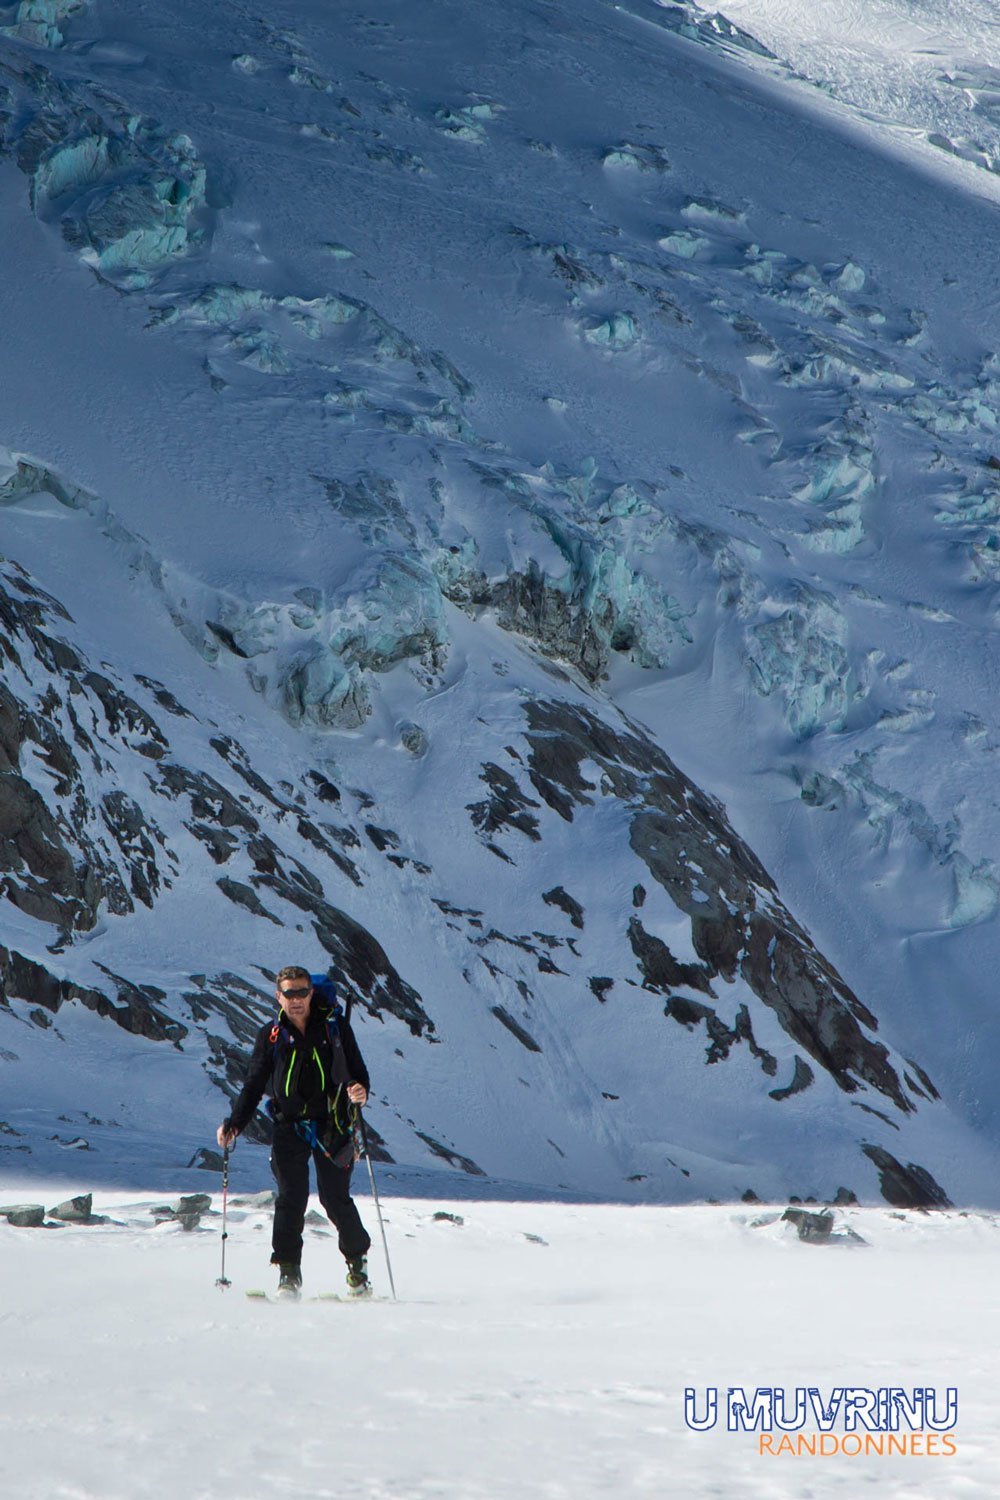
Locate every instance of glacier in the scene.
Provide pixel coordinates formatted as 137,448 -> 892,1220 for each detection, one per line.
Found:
2,0 -> 1000,1214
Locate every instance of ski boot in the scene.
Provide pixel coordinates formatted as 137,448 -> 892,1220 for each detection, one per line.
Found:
345,1255 -> 372,1299
277,1262 -> 302,1301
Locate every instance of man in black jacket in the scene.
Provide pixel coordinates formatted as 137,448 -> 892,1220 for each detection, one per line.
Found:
217,965 -> 372,1299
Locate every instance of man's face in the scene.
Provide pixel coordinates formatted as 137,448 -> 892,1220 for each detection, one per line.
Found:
277,977 -> 313,1025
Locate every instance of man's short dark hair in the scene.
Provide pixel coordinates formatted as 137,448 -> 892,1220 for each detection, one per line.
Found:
276,965 -> 311,987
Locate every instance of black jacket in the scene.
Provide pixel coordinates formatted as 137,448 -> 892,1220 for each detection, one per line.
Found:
225,1004 -> 370,1137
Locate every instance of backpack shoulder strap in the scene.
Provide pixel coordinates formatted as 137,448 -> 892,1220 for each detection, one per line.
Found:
319,1007 -> 350,1088
269,1017 -> 293,1051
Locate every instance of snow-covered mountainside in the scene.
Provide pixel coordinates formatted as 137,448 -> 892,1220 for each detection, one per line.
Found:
3,0 -> 1000,1204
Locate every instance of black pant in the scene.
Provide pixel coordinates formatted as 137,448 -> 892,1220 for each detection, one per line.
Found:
270,1120 -> 371,1267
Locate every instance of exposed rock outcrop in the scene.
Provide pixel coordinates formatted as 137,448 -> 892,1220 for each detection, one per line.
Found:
861,1146 -> 953,1210
515,699 -> 923,1113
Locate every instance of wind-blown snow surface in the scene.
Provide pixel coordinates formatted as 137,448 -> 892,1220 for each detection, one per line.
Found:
4,0 -> 1000,1207
724,0 -> 1000,182
0,1189 -> 996,1500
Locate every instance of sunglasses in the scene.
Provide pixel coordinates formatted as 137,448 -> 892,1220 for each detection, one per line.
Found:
279,986 -> 312,1000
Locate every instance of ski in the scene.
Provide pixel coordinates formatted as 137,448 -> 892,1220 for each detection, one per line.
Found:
245,1288 -> 381,1303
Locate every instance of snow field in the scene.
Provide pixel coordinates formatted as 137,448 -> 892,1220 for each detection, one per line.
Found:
1,1191 -> 998,1499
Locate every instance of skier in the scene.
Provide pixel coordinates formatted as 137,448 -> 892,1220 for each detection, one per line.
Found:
216,965 -> 372,1299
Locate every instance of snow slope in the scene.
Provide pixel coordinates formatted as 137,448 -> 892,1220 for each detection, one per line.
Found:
724,0 -> 1000,182
3,0 -> 1000,1206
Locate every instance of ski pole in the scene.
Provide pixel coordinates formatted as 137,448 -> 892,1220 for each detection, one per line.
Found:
216,1143 -> 232,1289
359,1113 -> 397,1301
